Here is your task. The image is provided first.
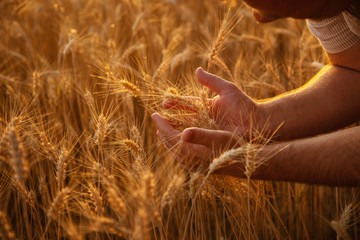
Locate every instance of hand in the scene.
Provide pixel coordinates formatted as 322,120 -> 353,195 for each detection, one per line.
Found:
164,67 -> 261,142
152,68 -> 263,170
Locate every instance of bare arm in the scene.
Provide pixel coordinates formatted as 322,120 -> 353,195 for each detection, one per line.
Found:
215,125 -> 360,186
152,43 -> 360,186
259,42 -> 360,140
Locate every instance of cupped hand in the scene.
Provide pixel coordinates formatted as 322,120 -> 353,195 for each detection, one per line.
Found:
152,67 -> 263,170
152,112 -> 236,171
164,67 -> 261,140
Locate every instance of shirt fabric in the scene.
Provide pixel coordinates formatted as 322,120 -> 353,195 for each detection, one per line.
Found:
306,1 -> 360,53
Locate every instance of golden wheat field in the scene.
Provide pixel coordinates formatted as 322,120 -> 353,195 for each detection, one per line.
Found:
0,0 -> 359,239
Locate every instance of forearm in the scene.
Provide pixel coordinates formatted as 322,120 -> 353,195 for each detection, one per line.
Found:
215,126 -> 360,186
258,65 -> 360,140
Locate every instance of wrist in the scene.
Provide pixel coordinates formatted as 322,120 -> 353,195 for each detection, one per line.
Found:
255,101 -> 280,139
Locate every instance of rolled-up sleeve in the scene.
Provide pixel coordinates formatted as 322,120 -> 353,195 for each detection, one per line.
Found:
307,13 -> 360,54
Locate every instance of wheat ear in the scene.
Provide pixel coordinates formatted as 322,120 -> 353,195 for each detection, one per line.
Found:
47,187 -> 71,220
8,125 -> 28,185
331,203 -> 353,240
0,210 -> 15,240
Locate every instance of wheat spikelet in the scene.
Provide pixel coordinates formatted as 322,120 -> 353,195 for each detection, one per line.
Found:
143,171 -> 160,222
132,12 -> 145,37
244,143 -> 257,178
88,183 -> 104,215
161,174 -> 184,209
107,186 -> 126,216
153,58 -> 171,81
12,179 -> 35,208
212,56 -> 234,81
8,125 -> 28,184
207,10 -> 241,71
165,87 -> 179,95
331,203 -> 353,240
189,172 -> 203,200
133,171 -> 159,240
32,71 -> 41,97
121,43 -> 146,61
56,146 -> 69,190
133,207 -> 150,240
130,125 -> 143,148
94,113 -> 107,145
120,139 -> 141,157
47,187 -> 70,220
161,112 -> 188,129
166,29 -> 185,55
165,94 -> 200,112
120,79 -> 140,97
84,90 -> 96,114
208,147 -> 243,175
93,162 -> 114,185
0,117 -> 22,150
142,171 -> 156,204
0,210 -> 15,240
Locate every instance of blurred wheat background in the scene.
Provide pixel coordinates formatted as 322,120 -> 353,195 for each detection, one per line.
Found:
0,0 -> 359,239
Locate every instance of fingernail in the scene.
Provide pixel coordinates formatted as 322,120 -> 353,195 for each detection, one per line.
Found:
151,113 -> 158,120
182,129 -> 193,142
196,67 -> 204,75
156,130 -> 159,136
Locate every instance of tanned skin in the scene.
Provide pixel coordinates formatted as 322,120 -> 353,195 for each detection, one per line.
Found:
152,1 -> 360,186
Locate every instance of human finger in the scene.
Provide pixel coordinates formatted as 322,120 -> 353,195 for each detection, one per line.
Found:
152,113 -> 181,146
157,129 -> 212,169
182,128 -> 238,149
196,67 -> 237,95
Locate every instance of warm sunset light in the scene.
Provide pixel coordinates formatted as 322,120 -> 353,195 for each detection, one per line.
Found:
1,0 -> 359,239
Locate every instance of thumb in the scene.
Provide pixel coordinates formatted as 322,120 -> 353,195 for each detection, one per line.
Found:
196,67 -> 237,95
